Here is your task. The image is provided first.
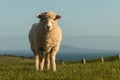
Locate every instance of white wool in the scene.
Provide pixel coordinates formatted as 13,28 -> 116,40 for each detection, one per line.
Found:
29,11 -> 62,72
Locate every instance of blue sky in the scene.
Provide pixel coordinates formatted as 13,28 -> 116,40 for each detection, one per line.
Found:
0,0 -> 120,37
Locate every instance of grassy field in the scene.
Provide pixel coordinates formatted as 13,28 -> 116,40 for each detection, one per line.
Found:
0,56 -> 120,80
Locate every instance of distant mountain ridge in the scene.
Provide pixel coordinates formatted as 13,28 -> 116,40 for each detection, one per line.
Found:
0,45 -> 120,58
0,36 -> 120,60
0,35 -> 120,50
60,45 -> 120,53
62,36 -> 120,50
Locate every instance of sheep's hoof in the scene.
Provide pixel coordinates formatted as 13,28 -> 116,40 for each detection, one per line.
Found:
52,70 -> 56,72
36,69 -> 39,71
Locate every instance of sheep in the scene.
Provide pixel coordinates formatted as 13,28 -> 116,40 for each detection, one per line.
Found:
28,11 -> 62,72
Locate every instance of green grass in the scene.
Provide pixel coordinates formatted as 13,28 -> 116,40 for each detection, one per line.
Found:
0,56 -> 120,80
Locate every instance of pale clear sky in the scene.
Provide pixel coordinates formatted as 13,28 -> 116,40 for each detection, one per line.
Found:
0,0 -> 120,37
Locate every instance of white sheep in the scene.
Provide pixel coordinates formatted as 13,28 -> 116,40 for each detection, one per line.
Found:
29,11 -> 62,72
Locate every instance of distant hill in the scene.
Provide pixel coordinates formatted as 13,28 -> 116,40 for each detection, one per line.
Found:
0,36 -> 120,50
0,45 -> 120,61
62,36 -> 120,50
59,45 -> 120,53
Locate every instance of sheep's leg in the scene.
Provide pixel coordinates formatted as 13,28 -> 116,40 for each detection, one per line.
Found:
40,52 -> 45,71
50,46 -> 59,72
45,53 -> 50,70
35,54 -> 40,70
50,55 -> 56,72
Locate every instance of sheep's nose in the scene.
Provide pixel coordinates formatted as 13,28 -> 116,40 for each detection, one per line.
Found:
47,26 -> 50,29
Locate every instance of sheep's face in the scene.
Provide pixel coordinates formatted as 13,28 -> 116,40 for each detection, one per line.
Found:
36,11 -> 61,31
41,18 -> 55,31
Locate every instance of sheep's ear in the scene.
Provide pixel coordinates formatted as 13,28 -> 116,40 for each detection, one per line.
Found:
54,15 -> 61,20
35,13 -> 41,18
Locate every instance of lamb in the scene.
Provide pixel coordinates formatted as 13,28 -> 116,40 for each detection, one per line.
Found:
28,11 -> 62,72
